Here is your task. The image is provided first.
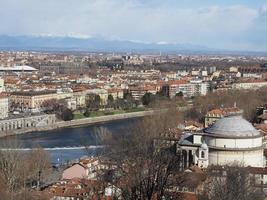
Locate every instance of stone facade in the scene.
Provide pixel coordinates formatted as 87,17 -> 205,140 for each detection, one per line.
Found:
10,91 -> 72,112
0,114 -> 56,137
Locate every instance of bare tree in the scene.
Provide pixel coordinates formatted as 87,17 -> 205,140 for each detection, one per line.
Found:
192,88 -> 267,122
0,140 -> 51,200
199,165 -> 265,200
26,145 -> 51,189
98,107 -> 184,200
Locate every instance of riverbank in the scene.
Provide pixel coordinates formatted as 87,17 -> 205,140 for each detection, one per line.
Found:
57,110 -> 154,128
0,110 -> 155,138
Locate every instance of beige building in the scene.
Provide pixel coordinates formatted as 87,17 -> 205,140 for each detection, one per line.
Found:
0,94 -> 8,119
73,93 -> 86,108
0,78 -> 4,93
10,90 -> 73,112
232,80 -> 267,90
87,89 -> 109,106
107,89 -> 124,100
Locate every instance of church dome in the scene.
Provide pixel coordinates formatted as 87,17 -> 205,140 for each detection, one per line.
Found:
204,115 -> 260,137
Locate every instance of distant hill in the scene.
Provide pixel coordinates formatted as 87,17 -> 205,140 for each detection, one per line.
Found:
0,35 -> 266,55
0,35 -> 211,53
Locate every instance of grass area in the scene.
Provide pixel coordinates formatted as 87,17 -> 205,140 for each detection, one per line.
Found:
73,113 -> 86,120
125,107 -> 145,113
73,107 -> 146,120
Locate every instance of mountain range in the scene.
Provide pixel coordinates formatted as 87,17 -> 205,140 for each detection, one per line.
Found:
0,35 -> 265,55
0,35 -> 213,53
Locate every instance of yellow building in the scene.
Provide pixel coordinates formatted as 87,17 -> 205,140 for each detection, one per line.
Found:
10,90 -> 73,112
107,89 -> 124,100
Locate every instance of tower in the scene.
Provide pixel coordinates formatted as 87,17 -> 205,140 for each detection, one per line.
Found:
198,142 -> 209,168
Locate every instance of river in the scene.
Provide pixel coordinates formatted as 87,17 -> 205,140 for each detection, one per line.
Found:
0,118 -> 139,164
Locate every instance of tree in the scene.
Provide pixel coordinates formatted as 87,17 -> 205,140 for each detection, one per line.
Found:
84,108 -> 91,117
95,95 -> 101,109
141,92 -> 154,106
199,165 -> 265,200
175,91 -> 183,97
191,88 -> 267,122
87,94 -> 101,111
99,107 -> 184,200
26,146 -> 51,189
41,99 -> 73,121
0,140 -> 50,200
107,95 -> 114,108
61,108 -> 74,121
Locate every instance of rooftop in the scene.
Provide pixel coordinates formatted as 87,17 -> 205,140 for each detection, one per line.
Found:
204,115 -> 260,138
11,90 -> 57,96
206,107 -> 243,116
0,65 -> 38,71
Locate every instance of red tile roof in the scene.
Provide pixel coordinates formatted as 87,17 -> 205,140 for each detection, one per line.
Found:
206,107 -> 242,116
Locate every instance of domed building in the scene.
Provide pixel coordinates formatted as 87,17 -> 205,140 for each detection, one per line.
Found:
203,115 -> 265,167
178,114 -> 265,169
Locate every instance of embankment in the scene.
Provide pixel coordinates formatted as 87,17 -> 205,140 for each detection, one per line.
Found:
1,110 -> 155,138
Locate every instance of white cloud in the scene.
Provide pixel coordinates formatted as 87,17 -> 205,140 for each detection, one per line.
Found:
0,0 -> 265,50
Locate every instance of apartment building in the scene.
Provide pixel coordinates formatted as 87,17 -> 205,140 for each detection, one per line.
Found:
232,80 -> 267,90
169,80 -> 209,98
10,90 -> 69,112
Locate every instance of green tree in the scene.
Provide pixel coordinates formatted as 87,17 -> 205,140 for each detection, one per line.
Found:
175,91 -> 183,97
94,95 -> 101,110
107,94 -> 114,108
141,92 -> 154,106
61,108 -> 74,121
86,94 -> 101,111
83,108 -> 91,117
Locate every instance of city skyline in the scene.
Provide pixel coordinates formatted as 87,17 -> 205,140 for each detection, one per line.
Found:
0,0 -> 267,52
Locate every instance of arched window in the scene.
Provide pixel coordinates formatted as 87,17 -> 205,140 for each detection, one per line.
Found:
201,151 -> 205,158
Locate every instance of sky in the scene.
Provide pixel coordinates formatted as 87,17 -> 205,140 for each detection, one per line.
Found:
0,0 -> 267,51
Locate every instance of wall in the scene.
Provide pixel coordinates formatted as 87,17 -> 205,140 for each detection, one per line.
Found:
209,149 -> 265,167
205,136 -> 262,149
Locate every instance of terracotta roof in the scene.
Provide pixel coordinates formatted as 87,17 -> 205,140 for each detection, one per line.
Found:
47,178 -> 116,199
185,120 -> 203,128
0,93 -> 8,99
168,80 -> 187,85
206,107 -> 242,116
238,79 -> 266,83
254,124 -> 267,135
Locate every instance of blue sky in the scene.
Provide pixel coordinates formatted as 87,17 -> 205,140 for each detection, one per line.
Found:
0,0 -> 267,51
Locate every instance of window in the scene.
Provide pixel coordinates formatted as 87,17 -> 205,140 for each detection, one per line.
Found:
201,151 -> 205,158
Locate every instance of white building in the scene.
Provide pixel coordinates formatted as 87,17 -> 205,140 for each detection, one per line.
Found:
0,78 -> 4,93
0,65 -> 38,75
169,80 -> 209,98
203,115 -> 264,167
0,94 -> 8,119
178,115 -> 265,169
232,80 -> 267,90
188,80 -> 209,97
